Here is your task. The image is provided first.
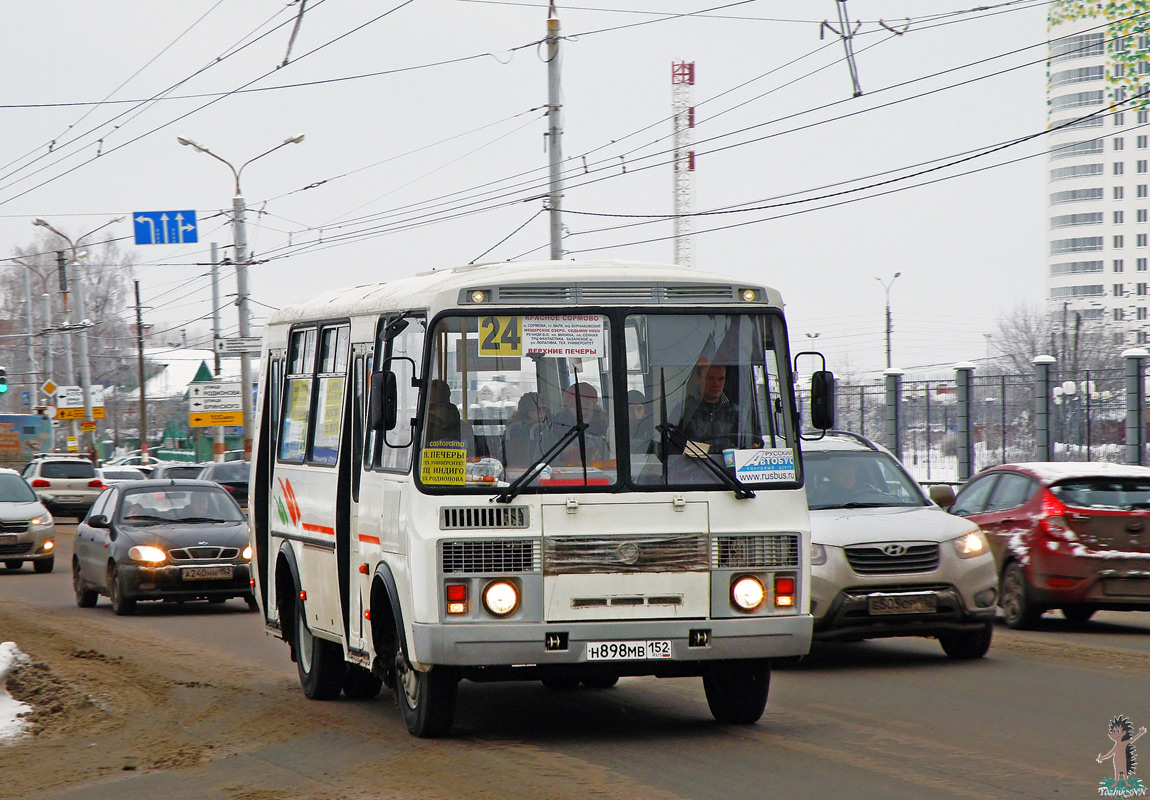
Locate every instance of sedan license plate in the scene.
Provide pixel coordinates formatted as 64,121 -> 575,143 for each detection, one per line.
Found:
586,640 -> 672,661
181,566 -> 234,581
868,593 -> 937,615
0,534 -> 16,545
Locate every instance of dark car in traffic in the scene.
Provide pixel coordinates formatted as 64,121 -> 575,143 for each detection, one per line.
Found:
72,479 -> 255,615
198,461 -> 249,509
947,461 -> 1150,628
148,462 -> 206,481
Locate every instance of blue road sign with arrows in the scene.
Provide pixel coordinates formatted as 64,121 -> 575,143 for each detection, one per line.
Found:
133,210 -> 198,245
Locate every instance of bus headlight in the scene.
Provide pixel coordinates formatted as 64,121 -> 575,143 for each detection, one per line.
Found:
482,581 -> 519,616
731,576 -> 765,610
128,545 -> 167,564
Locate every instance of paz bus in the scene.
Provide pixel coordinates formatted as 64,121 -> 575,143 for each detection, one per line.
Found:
249,259 -> 833,737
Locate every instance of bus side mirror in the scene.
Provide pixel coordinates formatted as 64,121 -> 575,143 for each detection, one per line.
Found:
369,371 -> 398,432
809,370 -> 835,430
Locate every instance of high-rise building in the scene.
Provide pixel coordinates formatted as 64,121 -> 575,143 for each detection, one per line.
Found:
1046,2 -> 1150,345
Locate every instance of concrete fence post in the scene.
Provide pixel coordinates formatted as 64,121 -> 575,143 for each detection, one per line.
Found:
883,368 -> 904,461
955,362 -> 976,481
1124,348 -> 1148,465
1032,355 -> 1056,462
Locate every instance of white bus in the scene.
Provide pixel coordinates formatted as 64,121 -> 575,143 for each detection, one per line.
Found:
250,259 -> 833,737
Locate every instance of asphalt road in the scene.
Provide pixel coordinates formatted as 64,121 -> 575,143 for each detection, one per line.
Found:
2,523 -> 1146,799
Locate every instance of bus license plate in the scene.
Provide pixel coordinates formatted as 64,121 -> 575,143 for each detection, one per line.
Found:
868,594 -> 937,615
182,566 -> 234,581
586,640 -> 672,661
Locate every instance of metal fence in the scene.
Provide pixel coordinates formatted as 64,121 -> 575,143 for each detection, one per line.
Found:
819,356 -> 1148,483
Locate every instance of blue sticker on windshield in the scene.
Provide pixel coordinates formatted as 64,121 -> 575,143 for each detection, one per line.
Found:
731,448 -> 796,483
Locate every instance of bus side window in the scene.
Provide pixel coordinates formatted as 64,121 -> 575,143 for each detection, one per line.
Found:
279,328 -> 316,463
374,314 -> 426,473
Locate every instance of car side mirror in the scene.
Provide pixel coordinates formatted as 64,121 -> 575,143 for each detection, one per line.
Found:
928,484 -> 956,510
87,514 -> 109,529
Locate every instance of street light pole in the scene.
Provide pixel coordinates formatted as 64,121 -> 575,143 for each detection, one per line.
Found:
33,216 -> 123,456
875,272 -> 901,369
178,134 -> 305,459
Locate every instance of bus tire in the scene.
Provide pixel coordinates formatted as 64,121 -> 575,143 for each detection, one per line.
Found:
342,664 -> 383,699
395,647 -> 457,738
295,604 -> 345,700
703,660 -> 770,725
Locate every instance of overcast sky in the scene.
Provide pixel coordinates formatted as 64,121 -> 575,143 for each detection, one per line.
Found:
0,0 -> 1050,378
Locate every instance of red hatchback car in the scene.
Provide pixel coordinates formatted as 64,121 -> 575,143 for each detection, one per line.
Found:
948,462 -> 1150,629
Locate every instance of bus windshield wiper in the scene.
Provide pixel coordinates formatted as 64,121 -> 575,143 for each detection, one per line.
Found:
656,420 -> 755,500
493,421 -> 589,504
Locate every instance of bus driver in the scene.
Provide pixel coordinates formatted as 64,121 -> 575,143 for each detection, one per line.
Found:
679,359 -> 740,453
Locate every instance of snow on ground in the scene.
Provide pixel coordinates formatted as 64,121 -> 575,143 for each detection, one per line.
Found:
0,642 -> 30,742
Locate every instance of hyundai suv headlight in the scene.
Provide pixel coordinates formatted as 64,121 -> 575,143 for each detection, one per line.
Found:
810,542 -> 827,566
951,530 -> 988,559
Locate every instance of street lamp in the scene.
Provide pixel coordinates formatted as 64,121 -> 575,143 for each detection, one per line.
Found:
178,134 -> 305,459
875,272 -> 901,369
32,216 -> 124,455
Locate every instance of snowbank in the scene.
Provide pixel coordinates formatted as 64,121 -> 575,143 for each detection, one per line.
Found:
0,642 -> 30,742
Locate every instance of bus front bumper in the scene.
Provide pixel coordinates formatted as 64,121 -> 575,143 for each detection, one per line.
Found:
411,614 -> 812,671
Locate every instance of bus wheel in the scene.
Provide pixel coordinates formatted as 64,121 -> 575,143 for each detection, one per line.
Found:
394,647 -> 457,738
295,604 -> 344,700
703,660 -> 770,724
342,664 -> 383,699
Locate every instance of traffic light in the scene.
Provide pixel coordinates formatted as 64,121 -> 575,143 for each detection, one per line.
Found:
0,368 -> 8,394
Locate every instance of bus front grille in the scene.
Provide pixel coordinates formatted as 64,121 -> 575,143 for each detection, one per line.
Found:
441,540 -> 540,574
543,534 -> 709,575
440,506 -> 530,530
712,534 -> 801,569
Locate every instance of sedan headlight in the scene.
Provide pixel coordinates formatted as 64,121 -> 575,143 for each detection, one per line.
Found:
128,545 -> 167,564
951,530 -> 989,559
810,542 -> 827,566
242,545 -> 252,560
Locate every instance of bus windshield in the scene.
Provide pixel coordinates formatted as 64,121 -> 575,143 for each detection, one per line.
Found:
415,310 -> 797,493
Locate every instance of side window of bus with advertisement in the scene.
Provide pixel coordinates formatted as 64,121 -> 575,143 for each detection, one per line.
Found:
278,328 -> 316,463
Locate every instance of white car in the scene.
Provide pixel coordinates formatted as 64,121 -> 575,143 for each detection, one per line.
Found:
21,456 -> 104,519
97,466 -> 148,485
0,468 -> 56,573
804,432 -> 998,659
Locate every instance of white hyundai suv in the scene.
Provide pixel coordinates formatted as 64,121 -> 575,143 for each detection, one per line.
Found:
804,432 -> 998,659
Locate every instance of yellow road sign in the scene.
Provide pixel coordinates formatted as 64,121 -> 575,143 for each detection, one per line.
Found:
92,406 -> 105,420
189,411 -> 243,427
80,420 -> 96,432
57,408 -> 86,420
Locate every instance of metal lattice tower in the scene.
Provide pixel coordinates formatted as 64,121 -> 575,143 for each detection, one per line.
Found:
671,61 -> 695,267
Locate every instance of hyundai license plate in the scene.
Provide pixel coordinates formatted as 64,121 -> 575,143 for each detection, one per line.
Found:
868,593 -> 937,615
181,566 -> 233,581
586,640 -> 672,661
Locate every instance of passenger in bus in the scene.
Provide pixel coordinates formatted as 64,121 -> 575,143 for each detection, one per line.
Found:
628,389 -> 655,454
425,379 -> 462,445
502,392 -> 546,468
545,382 -> 609,464
678,359 -> 740,453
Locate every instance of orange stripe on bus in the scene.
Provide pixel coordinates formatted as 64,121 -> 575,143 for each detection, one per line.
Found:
301,523 -> 335,535
358,534 -> 381,545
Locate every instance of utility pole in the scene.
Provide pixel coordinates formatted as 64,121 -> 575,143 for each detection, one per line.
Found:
135,281 -> 148,458
671,61 -> 696,267
546,2 -> 564,260
821,0 -> 863,97
177,134 -> 304,459
210,242 -> 225,462
875,272 -> 901,369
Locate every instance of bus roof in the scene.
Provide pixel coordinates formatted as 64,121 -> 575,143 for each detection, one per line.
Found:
267,259 -> 783,326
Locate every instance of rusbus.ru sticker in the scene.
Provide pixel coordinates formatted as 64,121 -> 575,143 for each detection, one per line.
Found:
729,448 -> 796,483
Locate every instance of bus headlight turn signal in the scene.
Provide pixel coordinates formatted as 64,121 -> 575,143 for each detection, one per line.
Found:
446,583 -> 468,615
482,580 -> 519,616
731,576 -> 765,610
